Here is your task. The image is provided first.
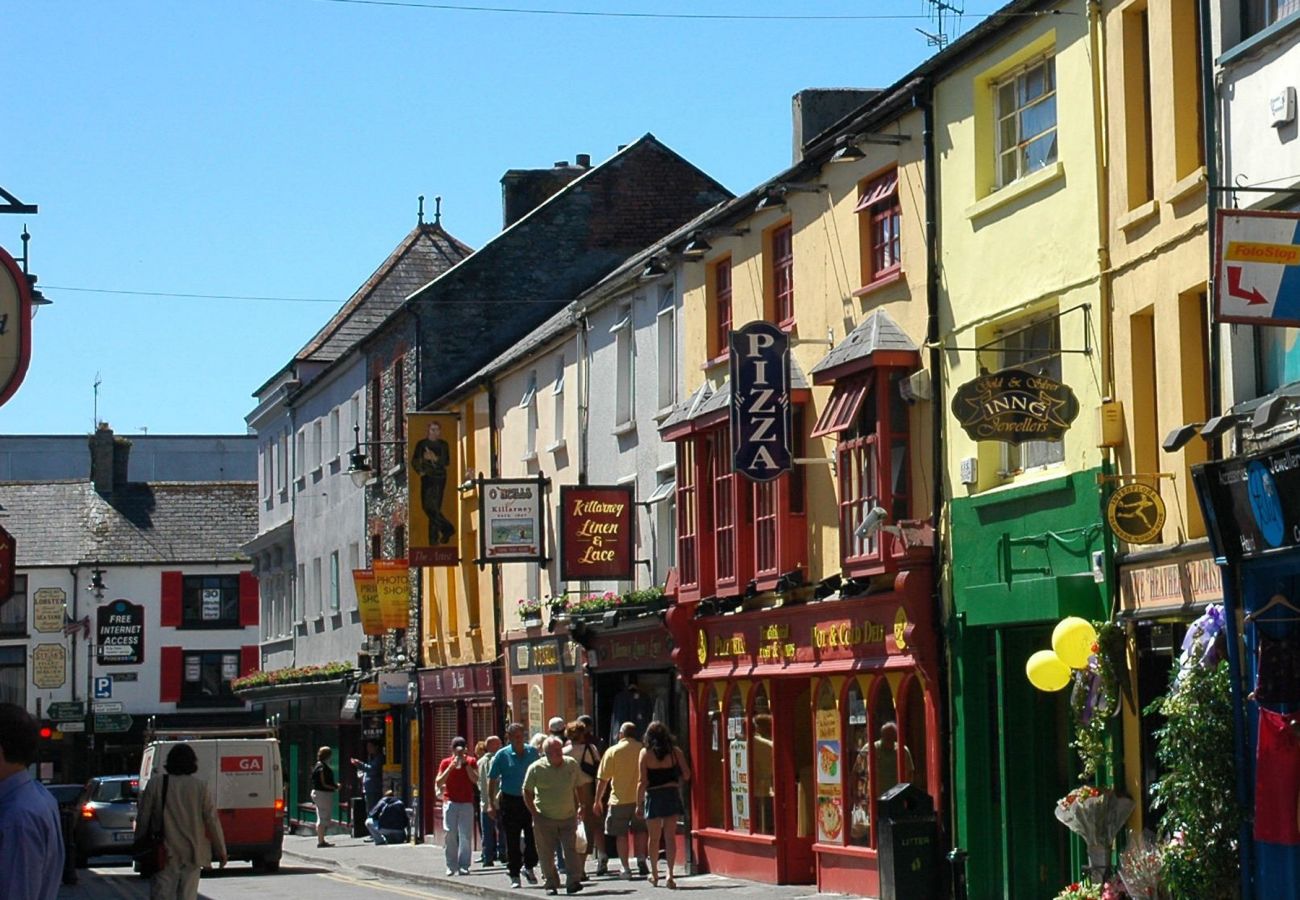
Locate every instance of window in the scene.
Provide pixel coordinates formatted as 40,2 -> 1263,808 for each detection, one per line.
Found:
614,307 -> 635,428
703,685 -> 726,827
311,558 -> 322,616
393,356 -> 406,442
676,440 -> 699,590
329,551 -> 340,612
750,684 -> 775,835
295,564 -> 305,621
0,574 -> 26,637
995,56 -> 1057,188
770,222 -> 795,326
261,443 -> 273,499
278,432 -> 288,491
1244,0 -> 1300,37
710,257 -> 733,360
329,409 -> 341,461
857,169 -> 901,284
180,575 -> 241,629
657,288 -> 677,412
727,688 -> 750,833
653,469 -> 677,584
998,315 -> 1064,471
295,429 -> 306,479
180,650 -> 240,705
1171,0 -> 1205,180
551,357 -> 566,450
521,371 -> 538,459
312,419 -> 323,470
1121,4 -> 1154,208
0,645 -> 26,706
712,429 -> 737,588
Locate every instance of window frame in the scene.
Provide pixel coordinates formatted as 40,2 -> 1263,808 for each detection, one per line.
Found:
178,648 -> 243,707
614,306 -> 636,429
994,54 -> 1058,189
857,169 -> 901,287
0,574 -> 28,637
991,313 -> 1065,474
769,221 -> 795,328
179,574 -> 241,630
1243,0 -> 1300,37
657,287 -> 677,413
709,257 -> 733,362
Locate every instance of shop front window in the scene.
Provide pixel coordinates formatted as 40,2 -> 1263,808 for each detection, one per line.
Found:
902,677 -> 929,799
847,679 -> 873,847
870,688 -> 912,797
703,684 -> 726,828
751,684 -> 775,835
727,687 -> 750,832
815,681 -> 846,844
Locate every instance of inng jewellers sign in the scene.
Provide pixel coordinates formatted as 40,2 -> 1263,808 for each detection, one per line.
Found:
951,368 -> 1080,444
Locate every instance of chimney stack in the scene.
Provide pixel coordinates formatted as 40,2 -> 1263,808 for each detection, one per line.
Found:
88,422 -> 132,495
500,156 -> 591,228
791,88 -> 879,163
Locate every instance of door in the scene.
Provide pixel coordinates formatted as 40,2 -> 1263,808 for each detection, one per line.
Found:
772,678 -> 816,883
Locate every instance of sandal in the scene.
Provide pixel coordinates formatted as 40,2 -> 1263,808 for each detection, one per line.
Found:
666,876 -> 677,890
649,872 -> 659,887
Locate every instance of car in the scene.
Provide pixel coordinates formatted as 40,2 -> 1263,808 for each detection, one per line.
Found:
44,783 -> 85,814
72,775 -> 139,867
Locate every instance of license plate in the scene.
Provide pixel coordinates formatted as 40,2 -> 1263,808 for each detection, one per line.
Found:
114,832 -> 134,842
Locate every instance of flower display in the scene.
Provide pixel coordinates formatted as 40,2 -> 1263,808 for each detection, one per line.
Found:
1052,879 -> 1105,900
1055,787 -> 1134,870
231,661 -> 353,692
518,597 -> 544,619
1117,833 -> 1164,898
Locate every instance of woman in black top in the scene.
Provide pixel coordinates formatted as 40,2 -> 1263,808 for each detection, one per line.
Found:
311,746 -> 338,847
636,722 -> 691,888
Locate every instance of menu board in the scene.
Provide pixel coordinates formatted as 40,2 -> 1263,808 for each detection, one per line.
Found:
816,707 -> 844,843
729,739 -> 750,832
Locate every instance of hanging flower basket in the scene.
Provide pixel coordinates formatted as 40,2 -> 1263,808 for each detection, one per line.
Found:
518,597 -> 544,626
1055,786 -> 1134,875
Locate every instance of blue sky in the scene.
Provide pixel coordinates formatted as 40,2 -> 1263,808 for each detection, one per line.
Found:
3,0 -> 990,435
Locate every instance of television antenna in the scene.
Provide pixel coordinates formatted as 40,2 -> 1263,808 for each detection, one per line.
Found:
918,0 -> 964,49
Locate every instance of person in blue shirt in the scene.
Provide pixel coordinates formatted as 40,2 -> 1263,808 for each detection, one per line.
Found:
488,722 -> 540,888
0,703 -> 64,900
351,740 -> 386,811
365,790 -> 409,845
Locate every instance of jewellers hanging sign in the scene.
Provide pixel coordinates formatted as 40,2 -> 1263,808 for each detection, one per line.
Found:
730,321 -> 792,482
477,476 -> 547,565
0,245 -> 33,409
560,484 -> 635,581
951,368 -> 1080,444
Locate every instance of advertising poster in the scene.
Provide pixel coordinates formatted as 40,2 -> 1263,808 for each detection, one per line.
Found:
729,738 -> 750,831
32,644 -> 66,689
32,587 -> 66,633
478,477 -> 546,564
560,484 -> 635,581
373,560 -> 410,630
352,569 -> 383,635
96,600 -> 145,666
815,707 -> 844,842
407,412 -> 460,567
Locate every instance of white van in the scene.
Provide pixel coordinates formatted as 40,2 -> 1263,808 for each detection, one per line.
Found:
139,724 -> 285,873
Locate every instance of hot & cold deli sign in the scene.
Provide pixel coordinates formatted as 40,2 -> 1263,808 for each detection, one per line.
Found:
951,368 -> 1079,444
560,485 -> 634,581
730,321 -> 792,482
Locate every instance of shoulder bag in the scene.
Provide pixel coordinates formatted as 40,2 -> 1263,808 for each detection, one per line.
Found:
132,775 -> 169,877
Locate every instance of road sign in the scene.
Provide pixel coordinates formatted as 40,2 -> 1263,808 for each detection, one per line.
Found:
1216,209 -> 1300,326
92,700 -> 123,713
94,676 -> 112,698
93,714 -> 133,733
57,721 -> 86,733
48,701 -> 85,721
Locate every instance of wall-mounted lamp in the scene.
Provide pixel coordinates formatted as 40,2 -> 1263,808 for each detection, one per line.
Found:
1253,395 -> 1293,430
1200,414 -> 1241,442
347,424 -> 375,488
683,232 -> 712,255
1162,422 -> 1203,453
829,142 -> 866,163
89,565 -> 107,600
641,256 -> 668,278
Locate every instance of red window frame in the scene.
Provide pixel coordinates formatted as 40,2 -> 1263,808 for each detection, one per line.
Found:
676,440 -> 699,591
712,258 -> 732,361
712,429 -> 738,589
857,169 -> 901,286
771,223 -> 794,327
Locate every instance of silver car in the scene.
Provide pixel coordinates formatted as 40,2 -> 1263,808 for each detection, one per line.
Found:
73,775 -> 139,866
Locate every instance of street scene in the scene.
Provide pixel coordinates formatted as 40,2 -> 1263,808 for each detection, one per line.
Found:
4,2 -> 1300,900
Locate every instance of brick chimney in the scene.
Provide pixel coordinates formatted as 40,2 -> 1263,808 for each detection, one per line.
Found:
88,423 -> 131,495
791,89 -> 879,163
500,155 -> 591,229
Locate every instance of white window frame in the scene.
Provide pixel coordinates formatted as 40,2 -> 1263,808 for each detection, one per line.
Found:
261,443 -> 273,500
329,551 -> 340,612
521,371 -> 539,461
613,305 -> 635,430
994,55 -> 1058,189
312,420 -> 323,470
549,356 -> 567,452
278,432 -> 289,492
329,409 -> 341,461
311,557 -> 323,617
295,429 -> 306,480
996,313 -> 1065,474
657,287 -> 677,414
295,563 -> 305,621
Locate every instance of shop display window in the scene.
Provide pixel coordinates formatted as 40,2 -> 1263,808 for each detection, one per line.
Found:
703,684 -> 726,828
846,678 -> 873,847
726,686 -> 750,832
814,681 -> 847,845
751,684 -> 775,835
901,677 -> 930,799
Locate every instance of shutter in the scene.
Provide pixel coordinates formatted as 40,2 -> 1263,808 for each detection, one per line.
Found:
240,645 -> 260,678
239,571 -> 260,627
160,646 -> 182,702
160,571 -> 183,627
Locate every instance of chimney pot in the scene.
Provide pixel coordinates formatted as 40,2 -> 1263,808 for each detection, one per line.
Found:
576,153 -> 591,169
554,160 -> 568,168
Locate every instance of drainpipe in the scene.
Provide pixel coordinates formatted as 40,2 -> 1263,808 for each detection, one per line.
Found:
577,312 -> 590,486
484,377 -> 508,730
1199,0 -> 1222,433
917,79 -> 956,866
67,566 -> 79,705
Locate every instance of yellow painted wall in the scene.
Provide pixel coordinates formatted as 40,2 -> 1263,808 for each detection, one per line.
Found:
677,107 -> 931,584
935,13 -> 1108,493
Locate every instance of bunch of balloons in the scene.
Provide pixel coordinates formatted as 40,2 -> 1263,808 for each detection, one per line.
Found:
1025,616 -> 1099,691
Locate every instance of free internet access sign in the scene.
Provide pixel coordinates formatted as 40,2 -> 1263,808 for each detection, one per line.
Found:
1216,209 -> 1300,326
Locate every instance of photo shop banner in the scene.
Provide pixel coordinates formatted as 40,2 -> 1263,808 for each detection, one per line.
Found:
560,484 -> 635,581
477,476 -> 547,566
372,560 -> 410,630
352,568 -> 383,635
408,412 -> 460,567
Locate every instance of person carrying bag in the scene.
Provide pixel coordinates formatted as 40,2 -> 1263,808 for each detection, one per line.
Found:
132,775 -> 169,877
134,744 -> 227,900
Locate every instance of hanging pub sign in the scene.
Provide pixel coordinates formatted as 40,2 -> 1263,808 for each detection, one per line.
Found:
560,484 -> 635,581
372,560 -> 410,631
0,523 -> 13,602
477,476 -> 547,566
1214,209 -> 1300,327
352,568 -> 384,635
1106,482 -> 1167,544
96,599 -> 145,666
1194,440 -> 1300,561
951,367 -> 1080,444
407,412 -> 460,567
0,245 -> 33,409
729,320 -> 792,482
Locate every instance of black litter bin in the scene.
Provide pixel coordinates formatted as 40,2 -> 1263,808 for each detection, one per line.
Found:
352,796 -> 369,838
877,782 -> 938,900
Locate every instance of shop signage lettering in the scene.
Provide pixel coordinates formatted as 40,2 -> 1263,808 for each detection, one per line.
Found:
1194,443 -> 1300,561
32,587 -> 67,633
419,664 -> 492,698
951,368 -> 1080,444
477,477 -> 547,565
712,634 -> 748,658
352,569 -> 383,636
509,638 -> 574,675
729,320 -> 792,482
96,600 -> 144,666
372,560 -> 410,631
595,631 -> 671,669
32,643 -> 66,688
813,620 -> 886,649
1121,556 -> 1224,611
1107,482 -> 1167,545
697,608 -> 910,667
560,485 -> 635,581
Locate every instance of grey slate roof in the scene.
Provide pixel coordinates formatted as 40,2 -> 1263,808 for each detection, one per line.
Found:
657,357 -> 809,432
809,309 -> 919,379
0,480 -> 257,567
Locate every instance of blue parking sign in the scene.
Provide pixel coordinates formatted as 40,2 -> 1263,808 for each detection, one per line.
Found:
94,676 -> 112,699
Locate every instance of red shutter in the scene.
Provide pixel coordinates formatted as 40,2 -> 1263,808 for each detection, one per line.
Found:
240,645 -> 260,678
160,571 -> 183,627
160,646 -> 182,702
239,571 -> 259,627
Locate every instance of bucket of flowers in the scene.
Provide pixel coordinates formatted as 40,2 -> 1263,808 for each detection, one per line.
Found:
1052,879 -> 1106,900
1056,784 -> 1134,875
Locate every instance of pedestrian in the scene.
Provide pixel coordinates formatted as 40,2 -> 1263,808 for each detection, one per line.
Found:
636,721 -> 690,889
577,715 -> 611,876
524,736 -> 585,896
311,746 -> 338,847
531,731 -> 547,751
350,739 -> 386,812
563,720 -> 601,880
435,736 -> 478,876
366,790 -> 409,845
547,716 -> 567,739
488,722 -> 541,888
477,735 -> 505,866
136,743 -> 228,900
0,703 -> 64,900
594,721 -> 648,879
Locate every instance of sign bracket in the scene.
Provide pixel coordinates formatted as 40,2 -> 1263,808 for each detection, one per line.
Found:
936,303 -> 1093,356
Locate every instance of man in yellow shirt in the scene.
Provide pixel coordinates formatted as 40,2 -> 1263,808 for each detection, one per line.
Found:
523,737 -> 585,896
593,722 -> 647,879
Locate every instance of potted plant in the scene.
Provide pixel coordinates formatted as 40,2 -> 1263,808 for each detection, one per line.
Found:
518,597 -> 544,627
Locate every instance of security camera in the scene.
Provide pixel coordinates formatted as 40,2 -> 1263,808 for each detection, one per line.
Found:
855,506 -> 889,540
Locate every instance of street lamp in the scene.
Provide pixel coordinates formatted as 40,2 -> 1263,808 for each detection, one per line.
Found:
347,424 -> 375,488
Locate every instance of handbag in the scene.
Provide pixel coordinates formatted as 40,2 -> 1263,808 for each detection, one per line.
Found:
579,744 -> 599,779
133,775 -> 169,877
574,819 -> 589,855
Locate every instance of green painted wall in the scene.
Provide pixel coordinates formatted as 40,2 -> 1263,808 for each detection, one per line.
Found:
947,469 -> 1113,900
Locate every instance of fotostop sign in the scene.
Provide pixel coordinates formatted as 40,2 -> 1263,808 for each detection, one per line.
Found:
730,321 -> 792,482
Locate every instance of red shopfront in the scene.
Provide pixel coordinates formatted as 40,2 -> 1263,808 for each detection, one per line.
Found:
418,662 -> 498,836
666,570 -> 940,894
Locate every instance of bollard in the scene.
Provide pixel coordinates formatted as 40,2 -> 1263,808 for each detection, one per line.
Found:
948,847 -> 969,900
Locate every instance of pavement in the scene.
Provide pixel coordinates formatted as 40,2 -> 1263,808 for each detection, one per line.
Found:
280,833 -> 835,900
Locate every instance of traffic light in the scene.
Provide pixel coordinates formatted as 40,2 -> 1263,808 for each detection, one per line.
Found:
38,720 -> 54,740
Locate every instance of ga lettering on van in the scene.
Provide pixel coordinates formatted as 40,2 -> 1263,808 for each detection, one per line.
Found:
220,755 -> 266,773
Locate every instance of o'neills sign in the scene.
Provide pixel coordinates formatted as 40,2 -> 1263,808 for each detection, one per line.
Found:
730,321 -> 792,482
951,367 -> 1080,443
561,485 -> 634,581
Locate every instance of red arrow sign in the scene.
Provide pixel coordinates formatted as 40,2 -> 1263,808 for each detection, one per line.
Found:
1227,265 -> 1268,305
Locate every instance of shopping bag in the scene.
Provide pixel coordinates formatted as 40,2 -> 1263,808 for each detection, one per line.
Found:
574,820 -> 588,855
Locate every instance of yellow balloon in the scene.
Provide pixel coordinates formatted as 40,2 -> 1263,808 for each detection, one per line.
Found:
1053,616 -> 1099,669
1026,649 -> 1072,692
